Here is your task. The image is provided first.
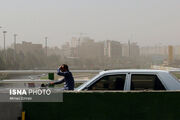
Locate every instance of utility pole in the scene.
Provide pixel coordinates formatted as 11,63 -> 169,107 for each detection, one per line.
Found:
45,37 -> 48,57
0,26 -> 2,49
14,34 -> 17,61
3,31 -> 7,69
3,31 -> 7,52
3,31 -> 7,60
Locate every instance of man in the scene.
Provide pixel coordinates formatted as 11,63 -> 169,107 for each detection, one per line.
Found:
51,64 -> 75,90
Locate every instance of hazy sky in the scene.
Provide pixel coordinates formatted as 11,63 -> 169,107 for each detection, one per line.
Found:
0,0 -> 180,47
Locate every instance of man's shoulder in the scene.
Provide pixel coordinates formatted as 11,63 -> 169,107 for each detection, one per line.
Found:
64,71 -> 72,75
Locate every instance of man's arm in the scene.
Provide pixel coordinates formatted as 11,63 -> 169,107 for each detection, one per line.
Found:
53,78 -> 65,85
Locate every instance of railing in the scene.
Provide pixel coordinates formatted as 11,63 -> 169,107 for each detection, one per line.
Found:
0,70 -> 102,73
0,79 -> 87,83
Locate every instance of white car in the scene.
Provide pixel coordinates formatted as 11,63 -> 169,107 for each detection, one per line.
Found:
76,69 -> 180,91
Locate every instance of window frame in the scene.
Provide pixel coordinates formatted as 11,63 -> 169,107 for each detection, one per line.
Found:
128,72 -> 167,91
85,72 -> 129,91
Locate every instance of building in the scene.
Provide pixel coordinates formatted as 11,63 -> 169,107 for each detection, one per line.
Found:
130,42 -> 140,57
174,45 -> 180,56
168,45 -> 173,64
122,42 -> 140,57
61,42 -> 71,58
104,40 -> 122,59
70,37 -> 80,57
70,37 -> 80,48
122,43 -> 129,57
46,47 -> 62,56
16,41 -> 43,54
78,38 -> 102,59
140,46 -> 168,56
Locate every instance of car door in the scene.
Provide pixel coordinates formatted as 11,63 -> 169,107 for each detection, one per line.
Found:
86,73 -> 128,91
129,73 -> 166,91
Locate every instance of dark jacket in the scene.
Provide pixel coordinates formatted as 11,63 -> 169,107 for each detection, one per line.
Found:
54,68 -> 74,90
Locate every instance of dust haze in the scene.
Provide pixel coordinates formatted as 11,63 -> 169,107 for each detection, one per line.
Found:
0,0 -> 180,70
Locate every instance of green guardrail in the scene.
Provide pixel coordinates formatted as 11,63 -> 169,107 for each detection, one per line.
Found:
23,91 -> 180,120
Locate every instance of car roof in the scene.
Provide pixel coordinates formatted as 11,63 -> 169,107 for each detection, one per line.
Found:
76,69 -> 180,91
100,69 -> 169,74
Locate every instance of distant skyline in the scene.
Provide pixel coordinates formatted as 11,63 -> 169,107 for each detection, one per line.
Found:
0,0 -> 180,47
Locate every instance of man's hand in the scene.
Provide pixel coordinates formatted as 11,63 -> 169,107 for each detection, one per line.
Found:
49,82 -> 54,85
59,65 -> 65,72
58,65 -> 62,70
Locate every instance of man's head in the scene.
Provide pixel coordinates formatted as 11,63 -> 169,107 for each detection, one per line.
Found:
60,64 -> 69,72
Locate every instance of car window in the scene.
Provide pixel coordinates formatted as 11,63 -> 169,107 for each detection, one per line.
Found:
88,74 -> 126,90
130,74 -> 166,90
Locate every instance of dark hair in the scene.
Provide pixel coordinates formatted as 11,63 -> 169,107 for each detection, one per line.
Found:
62,64 -> 69,71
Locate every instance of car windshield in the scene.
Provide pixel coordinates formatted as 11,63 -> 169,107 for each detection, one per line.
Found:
75,73 -> 102,90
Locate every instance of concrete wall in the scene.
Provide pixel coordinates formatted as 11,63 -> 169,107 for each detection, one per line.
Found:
23,92 -> 180,120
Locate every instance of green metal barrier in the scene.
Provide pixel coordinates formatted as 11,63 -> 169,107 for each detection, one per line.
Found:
23,92 -> 180,120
